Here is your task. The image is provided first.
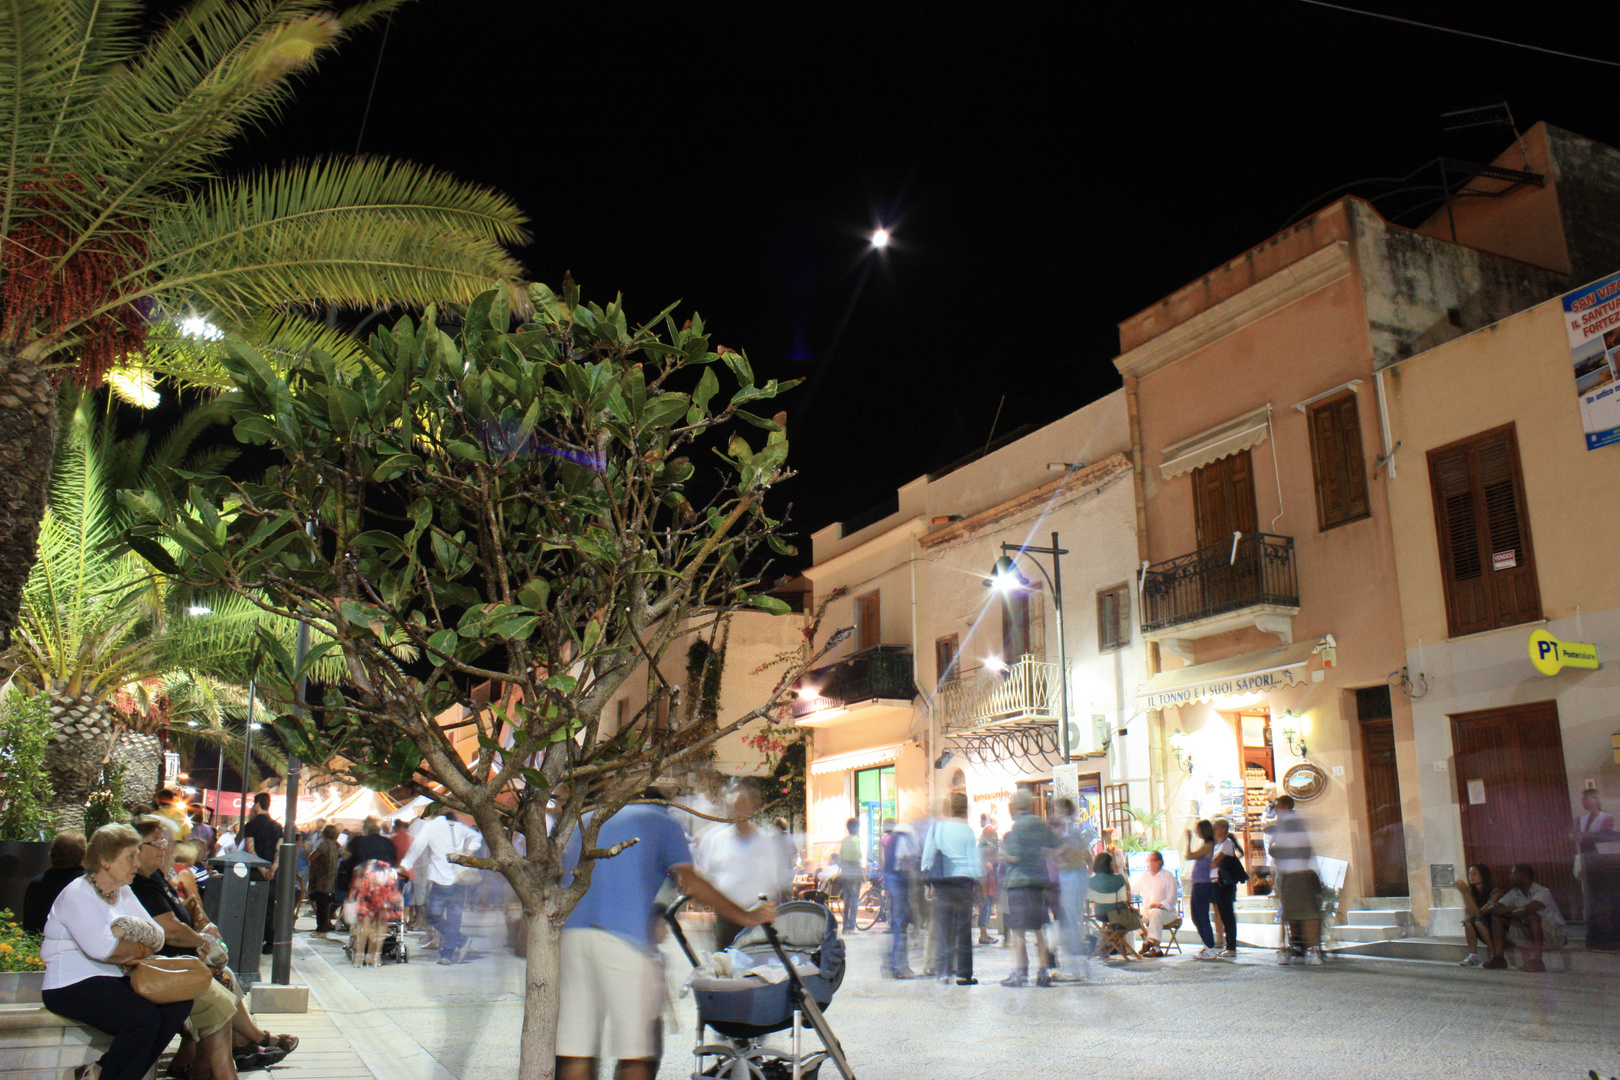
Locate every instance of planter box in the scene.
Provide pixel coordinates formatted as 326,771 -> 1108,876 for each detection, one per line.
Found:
0,970 -> 43,1004
0,841 -> 51,925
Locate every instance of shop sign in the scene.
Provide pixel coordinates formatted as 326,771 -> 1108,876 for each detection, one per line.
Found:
1143,665 -> 1304,711
1562,270 -> 1620,450
1528,628 -> 1601,676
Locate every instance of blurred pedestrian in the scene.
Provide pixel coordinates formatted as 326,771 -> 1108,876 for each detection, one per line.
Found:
401,805 -> 480,965
999,790 -> 1058,987
976,814 -> 999,944
308,825 -> 342,939
699,780 -> 790,950
391,819 -> 415,916
1573,789 -> 1618,950
189,809 -> 216,861
22,830 -> 85,935
879,817 -> 918,977
1052,798 -> 1089,970
1184,819 -> 1218,959
920,793 -> 982,985
1271,795 -> 1324,965
1211,817 -> 1245,957
836,817 -> 863,934
240,792 -> 282,955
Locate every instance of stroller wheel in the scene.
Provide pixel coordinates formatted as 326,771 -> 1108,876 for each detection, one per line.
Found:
399,944 -> 409,964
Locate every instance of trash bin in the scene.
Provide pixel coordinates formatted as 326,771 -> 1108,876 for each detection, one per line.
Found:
206,849 -> 272,989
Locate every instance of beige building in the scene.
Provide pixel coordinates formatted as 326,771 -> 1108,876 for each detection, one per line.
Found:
1382,287 -> 1620,934
799,391 -> 1151,866
1112,122 -> 1620,937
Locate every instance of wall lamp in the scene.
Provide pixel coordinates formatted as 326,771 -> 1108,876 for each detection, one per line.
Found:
1169,728 -> 1192,773
1280,710 -> 1308,758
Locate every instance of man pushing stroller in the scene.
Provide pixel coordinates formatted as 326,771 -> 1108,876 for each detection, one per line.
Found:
557,792 -> 775,1080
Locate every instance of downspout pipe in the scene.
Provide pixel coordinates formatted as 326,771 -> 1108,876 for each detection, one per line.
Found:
1123,377 -> 1164,821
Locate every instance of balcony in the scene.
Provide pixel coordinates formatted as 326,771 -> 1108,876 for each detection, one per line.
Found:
939,656 -> 1068,735
791,645 -> 915,728
1141,533 -> 1300,658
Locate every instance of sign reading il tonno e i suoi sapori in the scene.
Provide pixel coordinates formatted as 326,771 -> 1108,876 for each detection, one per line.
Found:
1528,628 -> 1601,676
1143,665 -> 1304,711
1564,270 -> 1620,451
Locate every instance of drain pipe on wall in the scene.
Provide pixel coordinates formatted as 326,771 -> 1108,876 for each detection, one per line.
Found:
1374,369 -> 1400,479
1123,376 -> 1164,821
1266,403 -> 1286,532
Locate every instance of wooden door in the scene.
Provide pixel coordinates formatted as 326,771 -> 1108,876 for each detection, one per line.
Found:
1192,450 -> 1260,612
856,592 -> 880,650
1451,701 -> 1577,919
1359,718 -> 1410,897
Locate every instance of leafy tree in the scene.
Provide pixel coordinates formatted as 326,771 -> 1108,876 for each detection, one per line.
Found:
0,0 -> 529,651
126,281 -> 835,1079
0,689 -> 54,840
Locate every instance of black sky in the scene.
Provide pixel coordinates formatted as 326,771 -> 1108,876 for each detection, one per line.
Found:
224,0 -> 1620,558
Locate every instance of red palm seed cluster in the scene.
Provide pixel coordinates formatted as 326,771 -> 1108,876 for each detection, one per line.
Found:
0,166 -> 149,384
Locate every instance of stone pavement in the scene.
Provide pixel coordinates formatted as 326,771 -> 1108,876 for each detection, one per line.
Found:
288,908 -> 1620,1080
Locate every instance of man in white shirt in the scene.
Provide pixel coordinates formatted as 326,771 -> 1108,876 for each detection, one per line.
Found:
1482,862 -> 1567,971
1132,849 -> 1179,953
697,781 -> 790,950
401,805 -> 479,964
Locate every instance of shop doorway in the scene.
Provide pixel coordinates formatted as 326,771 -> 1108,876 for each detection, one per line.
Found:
1230,706 -> 1275,893
854,764 -> 897,867
1357,686 -> 1409,897
1451,701 -> 1578,920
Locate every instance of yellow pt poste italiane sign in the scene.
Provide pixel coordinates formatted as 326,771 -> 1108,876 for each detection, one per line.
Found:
1528,628 -> 1601,675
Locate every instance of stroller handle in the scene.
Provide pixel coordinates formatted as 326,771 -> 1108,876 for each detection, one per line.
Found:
661,893 -> 781,969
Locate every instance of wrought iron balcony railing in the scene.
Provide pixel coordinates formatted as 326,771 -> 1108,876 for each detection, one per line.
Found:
939,656 -> 1066,734
791,645 -> 915,719
1140,532 -> 1299,635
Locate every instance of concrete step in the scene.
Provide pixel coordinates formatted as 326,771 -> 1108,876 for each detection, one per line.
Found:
1331,923 -> 1405,943
1335,936 -> 1620,974
1233,898 -> 1275,912
1357,895 -> 1415,911
1345,908 -> 1412,927
1235,910 -> 1280,924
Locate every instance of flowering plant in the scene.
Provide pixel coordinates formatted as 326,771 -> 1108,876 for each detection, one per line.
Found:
0,910 -> 45,972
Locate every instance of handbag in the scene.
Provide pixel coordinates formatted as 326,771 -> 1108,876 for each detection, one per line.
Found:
1217,841 -> 1250,886
1111,905 -> 1144,932
128,956 -> 213,1004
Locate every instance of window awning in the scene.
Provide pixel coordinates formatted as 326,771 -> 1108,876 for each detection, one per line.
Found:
1137,639 -> 1320,710
1158,404 -> 1271,480
808,743 -> 903,776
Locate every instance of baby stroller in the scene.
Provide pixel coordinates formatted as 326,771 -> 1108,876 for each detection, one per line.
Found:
666,896 -> 856,1080
342,860 -> 409,965
342,916 -> 409,964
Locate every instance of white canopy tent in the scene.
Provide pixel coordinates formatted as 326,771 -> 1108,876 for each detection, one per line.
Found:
324,788 -> 399,827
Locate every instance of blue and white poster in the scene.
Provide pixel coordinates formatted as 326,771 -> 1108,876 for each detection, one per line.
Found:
1563,271 -> 1620,450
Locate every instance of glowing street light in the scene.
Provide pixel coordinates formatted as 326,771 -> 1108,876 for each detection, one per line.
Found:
984,533 -> 1072,760
177,315 -> 223,341
871,226 -> 891,249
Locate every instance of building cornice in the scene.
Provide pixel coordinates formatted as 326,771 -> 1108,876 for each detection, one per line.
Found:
804,517 -> 930,581
1113,242 -> 1353,379
919,452 -> 1132,551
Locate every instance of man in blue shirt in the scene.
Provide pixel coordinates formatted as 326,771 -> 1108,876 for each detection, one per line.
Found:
558,801 -> 776,1080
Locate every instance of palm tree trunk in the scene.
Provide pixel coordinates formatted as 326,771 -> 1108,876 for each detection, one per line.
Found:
0,350 -> 58,651
112,731 -> 164,811
44,692 -> 116,832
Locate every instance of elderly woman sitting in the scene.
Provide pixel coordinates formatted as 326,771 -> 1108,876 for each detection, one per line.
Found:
41,822 -> 192,1080
129,816 -> 298,1079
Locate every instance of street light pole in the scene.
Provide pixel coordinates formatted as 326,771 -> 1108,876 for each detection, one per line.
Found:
240,680 -> 256,836
271,619 -> 310,986
993,531 -> 1071,761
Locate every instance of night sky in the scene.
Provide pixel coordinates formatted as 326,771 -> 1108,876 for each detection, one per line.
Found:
222,0 -> 1620,555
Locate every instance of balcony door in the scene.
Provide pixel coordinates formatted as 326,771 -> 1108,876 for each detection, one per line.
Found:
1192,449 -> 1260,614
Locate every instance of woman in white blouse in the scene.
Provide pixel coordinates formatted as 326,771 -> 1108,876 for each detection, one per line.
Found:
41,823 -> 193,1080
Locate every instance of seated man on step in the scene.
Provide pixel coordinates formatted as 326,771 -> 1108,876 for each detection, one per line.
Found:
1481,862 -> 1567,972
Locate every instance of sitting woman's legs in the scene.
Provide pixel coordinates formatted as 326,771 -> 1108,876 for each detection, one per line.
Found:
43,975 -> 191,1080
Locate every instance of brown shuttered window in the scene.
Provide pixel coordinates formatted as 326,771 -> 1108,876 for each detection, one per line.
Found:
1426,424 -> 1541,637
856,592 -> 881,650
1097,583 -> 1130,651
1192,449 -> 1259,549
1308,392 -> 1371,530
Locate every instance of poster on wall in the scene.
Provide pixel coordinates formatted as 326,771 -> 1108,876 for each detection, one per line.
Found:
1562,270 -> 1620,450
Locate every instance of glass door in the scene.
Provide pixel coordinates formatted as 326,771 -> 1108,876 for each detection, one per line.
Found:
854,764 -> 897,869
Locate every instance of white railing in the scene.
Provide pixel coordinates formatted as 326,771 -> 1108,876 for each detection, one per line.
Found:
939,656 -> 1066,733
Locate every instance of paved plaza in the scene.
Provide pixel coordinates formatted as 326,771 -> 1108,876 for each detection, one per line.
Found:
282,909 -> 1620,1080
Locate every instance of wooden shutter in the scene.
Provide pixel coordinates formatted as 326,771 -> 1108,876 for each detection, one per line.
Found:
935,635 -> 959,682
1309,393 -> 1371,530
1427,424 -> 1541,637
1193,449 -> 1260,549
1096,584 -> 1129,651
856,592 -> 881,650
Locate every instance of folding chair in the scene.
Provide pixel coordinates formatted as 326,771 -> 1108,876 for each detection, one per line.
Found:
1159,912 -> 1184,955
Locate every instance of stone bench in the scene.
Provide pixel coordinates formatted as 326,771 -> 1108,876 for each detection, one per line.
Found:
0,1003 -> 156,1080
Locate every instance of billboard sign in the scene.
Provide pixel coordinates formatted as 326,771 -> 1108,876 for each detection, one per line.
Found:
1562,271 -> 1620,450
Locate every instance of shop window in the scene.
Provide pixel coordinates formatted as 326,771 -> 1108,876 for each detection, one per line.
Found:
935,634 -> 960,683
1096,583 -> 1130,651
1427,424 -> 1541,637
856,591 -> 881,650
1308,392 -> 1371,531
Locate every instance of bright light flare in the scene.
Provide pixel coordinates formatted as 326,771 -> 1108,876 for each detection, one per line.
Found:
984,656 -> 1008,673
177,316 -> 223,341
186,605 -> 212,616
871,227 -> 891,249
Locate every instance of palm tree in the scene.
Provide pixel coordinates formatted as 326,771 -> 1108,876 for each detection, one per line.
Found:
0,0 -> 530,650
3,391 -> 337,827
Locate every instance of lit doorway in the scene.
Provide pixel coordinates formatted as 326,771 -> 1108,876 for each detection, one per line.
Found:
1232,706 -> 1275,893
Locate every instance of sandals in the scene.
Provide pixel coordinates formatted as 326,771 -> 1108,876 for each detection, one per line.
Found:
235,1034 -> 299,1071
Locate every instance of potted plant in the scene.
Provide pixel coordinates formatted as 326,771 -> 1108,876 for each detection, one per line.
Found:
0,908 -> 45,1002
0,691 -> 55,920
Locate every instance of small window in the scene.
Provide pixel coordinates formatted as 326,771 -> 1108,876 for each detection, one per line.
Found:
1001,588 -> 1030,662
935,634 -> 960,683
856,592 -> 881,650
1307,392 -> 1371,531
1096,583 -> 1130,651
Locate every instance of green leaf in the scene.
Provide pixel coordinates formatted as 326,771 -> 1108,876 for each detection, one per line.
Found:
692,367 -> 719,412
747,595 -> 792,615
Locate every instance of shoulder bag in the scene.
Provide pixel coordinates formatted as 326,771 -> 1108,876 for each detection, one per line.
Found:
128,956 -> 213,1003
1218,840 -> 1250,886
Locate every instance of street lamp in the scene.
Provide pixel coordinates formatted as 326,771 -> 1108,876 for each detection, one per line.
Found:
985,532 -> 1071,760
871,226 -> 891,249
1280,710 -> 1308,759
1169,728 -> 1193,772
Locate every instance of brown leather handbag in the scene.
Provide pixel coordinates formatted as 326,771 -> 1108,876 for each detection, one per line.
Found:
128,956 -> 213,1003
